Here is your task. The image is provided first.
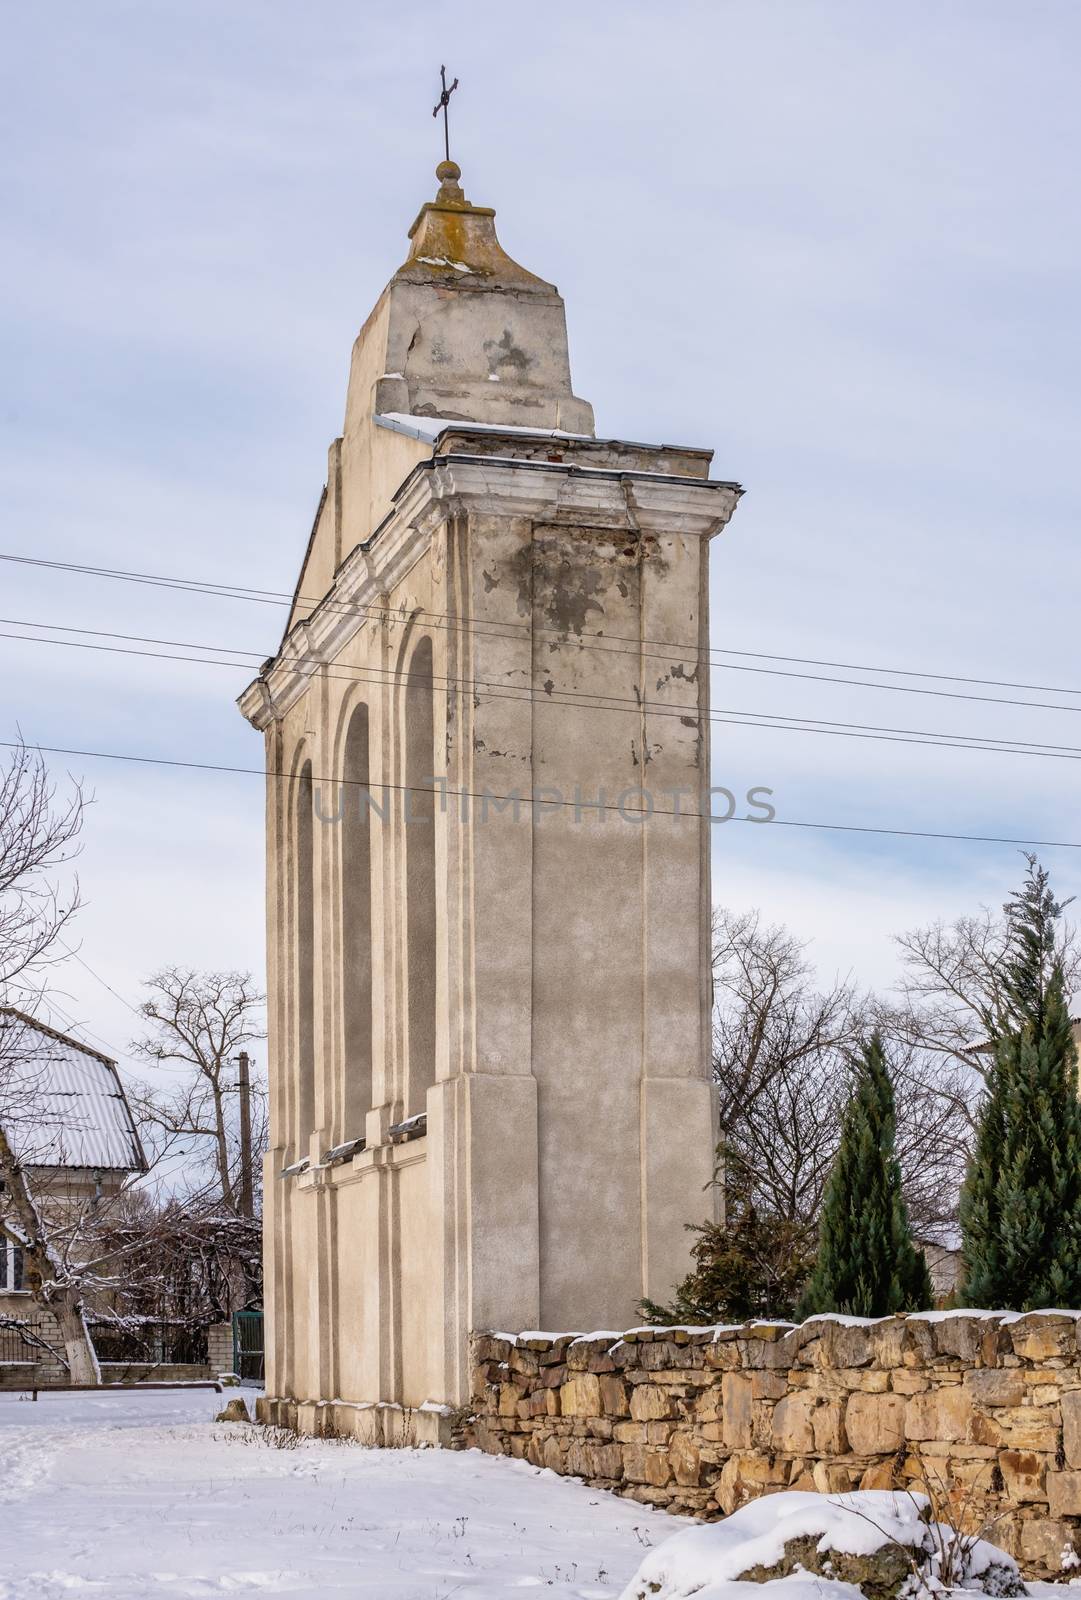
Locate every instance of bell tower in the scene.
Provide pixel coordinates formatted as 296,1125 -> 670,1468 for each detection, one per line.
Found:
240,159 -> 741,1437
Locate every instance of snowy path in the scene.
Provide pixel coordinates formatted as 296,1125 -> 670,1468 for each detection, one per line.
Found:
0,1389 -> 678,1599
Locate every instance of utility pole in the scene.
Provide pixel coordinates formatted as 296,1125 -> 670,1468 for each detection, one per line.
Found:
237,1050 -> 254,1220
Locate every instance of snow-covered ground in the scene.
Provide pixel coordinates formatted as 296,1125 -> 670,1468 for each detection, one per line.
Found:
0,1387 -> 677,1599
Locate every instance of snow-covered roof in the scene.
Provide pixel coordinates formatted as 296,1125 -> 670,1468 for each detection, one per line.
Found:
374,412 -> 593,445
0,1008 -> 145,1173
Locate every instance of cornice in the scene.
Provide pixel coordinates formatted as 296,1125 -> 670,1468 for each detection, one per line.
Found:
238,455 -> 740,730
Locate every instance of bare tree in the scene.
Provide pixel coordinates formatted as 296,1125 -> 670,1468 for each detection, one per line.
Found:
0,741 -> 100,1383
713,908 -> 864,1129
0,740 -> 83,998
892,901 -> 1081,1076
713,908 -> 864,1236
712,906 -> 980,1268
94,1189 -> 261,1332
131,968 -> 266,1223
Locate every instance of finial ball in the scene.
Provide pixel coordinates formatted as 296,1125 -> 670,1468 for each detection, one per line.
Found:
436,159 -> 461,183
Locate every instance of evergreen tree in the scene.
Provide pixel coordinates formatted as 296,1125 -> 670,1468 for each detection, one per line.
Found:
799,1033 -> 933,1318
958,857 -> 1081,1309
641,1150 -> 813,1325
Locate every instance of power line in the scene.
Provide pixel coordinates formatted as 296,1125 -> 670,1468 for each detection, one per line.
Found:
5,621 -> 1081,766
36,990 -> 120,1061
6,735 -> 1081,852
57,942 -> 143,1022
5,548 -> 1081,709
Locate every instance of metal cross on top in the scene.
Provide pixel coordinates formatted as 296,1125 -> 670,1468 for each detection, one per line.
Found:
432,65 -> 459,164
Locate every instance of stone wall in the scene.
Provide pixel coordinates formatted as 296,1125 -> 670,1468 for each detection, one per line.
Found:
470,1314 -> 1081,1577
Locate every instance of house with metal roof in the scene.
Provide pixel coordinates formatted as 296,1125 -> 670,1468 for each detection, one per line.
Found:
0,1007 -> 145,1301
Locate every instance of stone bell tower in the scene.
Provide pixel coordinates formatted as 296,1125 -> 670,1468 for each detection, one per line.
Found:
239,159 -> 741,1438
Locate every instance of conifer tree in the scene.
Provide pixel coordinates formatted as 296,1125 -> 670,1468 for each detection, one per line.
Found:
641,1149 -> 814,1325
799,1033 -> 933,1318
958,857 -> 1081,1309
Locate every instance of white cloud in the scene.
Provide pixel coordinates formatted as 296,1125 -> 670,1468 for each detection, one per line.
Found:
3,0 -> 1081,1054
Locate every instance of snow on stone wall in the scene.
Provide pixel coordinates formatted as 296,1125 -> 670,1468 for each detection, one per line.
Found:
468,1312 -> 1081,1578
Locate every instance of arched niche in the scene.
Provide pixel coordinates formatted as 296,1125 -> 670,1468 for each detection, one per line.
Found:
404,635 -> 436,1116
341,703 -> 373,1133
294,760 -> 315,1146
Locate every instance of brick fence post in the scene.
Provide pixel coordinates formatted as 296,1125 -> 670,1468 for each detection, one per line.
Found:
207,1321 -> 235,1375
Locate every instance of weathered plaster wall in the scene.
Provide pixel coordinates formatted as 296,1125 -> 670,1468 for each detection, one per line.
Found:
242,164 -> 741,1420
470,1314 -> 1081,1578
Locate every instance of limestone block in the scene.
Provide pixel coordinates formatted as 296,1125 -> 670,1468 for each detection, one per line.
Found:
599,1375 -> 630,1417
972,1407 -> 1058,1452
1011,1316 -> 1076,1363
623,1484 -> 672,1507
566,1335 -> 612,1372
704,1342 -> 741,1371
814,1320 -> 873,1369
997,1450 -> 1049,1503
963,1369 -> 1027,1409
845,1370 -> 890,1393
812,1400 -> 847,1455
890,1371 -> 929,1395
542,1435 -> 566,1473
622,1444 -> 672,1488
1063,1390 -> 1081,1467
738,1326 -> 798,1370
630,1384 -> 673,1422
868,1319 -> 907,1369
859,1461 -> 899,1490
905,1386 -> 972,1443
929,1316 -> 985,1363
1019,1517 -> 1075,1576
498,1383 -> 524,1417
695,1387 -> 723,1422
613,1421 -> 649,1444
846,1391 -> 906,1455
591,1442 -> 625,1480
473,1335 -> 512,1364
899,1319 -> 936,1367
812,1460 -> 857,1493
717,1450 -> 789,1513
722,1372 -> 755,1449
669,1431 -> 702,1487
1048,1470 -> 1081,1519
559,1373 -> 601,1417
638,1340 -> 683,1370
751,1371 -> 789,1400
771,1394 -> 815,1455
646,1421 -> 676,1445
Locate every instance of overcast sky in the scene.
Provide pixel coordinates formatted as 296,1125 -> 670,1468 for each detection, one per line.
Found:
3,0 -> 1081,1084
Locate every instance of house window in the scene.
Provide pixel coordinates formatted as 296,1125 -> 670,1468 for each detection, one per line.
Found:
0,1238 -> 24,1291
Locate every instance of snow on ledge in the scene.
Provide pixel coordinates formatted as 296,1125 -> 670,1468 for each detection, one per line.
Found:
375,413 -> 593,445
481,1308 -> 1081,1348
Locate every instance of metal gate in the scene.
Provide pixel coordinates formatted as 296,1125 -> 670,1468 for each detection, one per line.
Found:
232,1310 -> 264,1383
